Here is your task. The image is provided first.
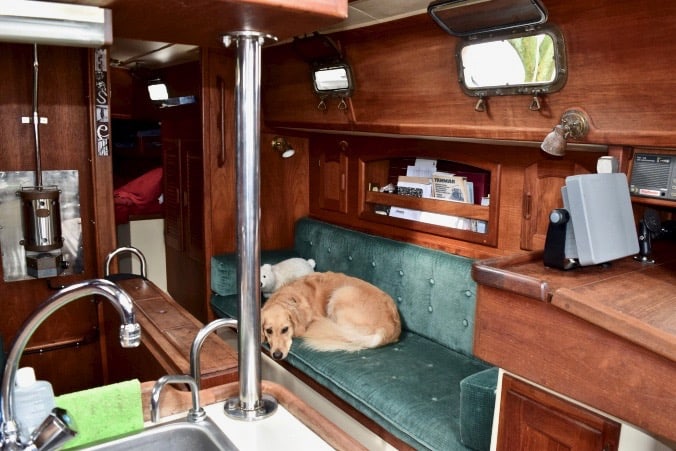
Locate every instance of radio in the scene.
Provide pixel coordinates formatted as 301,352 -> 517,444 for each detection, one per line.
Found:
629,152 -> 676,201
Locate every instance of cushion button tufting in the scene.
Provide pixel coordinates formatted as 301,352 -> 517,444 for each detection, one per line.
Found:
397,296 -> 402,302
371,261 -> 376,267
348,255 -> 353,261
428,305 -> 433,313
399,270 -> 404,276
429,278 -> 435,285
465,290 -> 472,297
327,247 -> 331,253
462,319 -> 469,327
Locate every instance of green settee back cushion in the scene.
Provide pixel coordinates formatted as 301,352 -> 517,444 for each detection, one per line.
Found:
210,218 -> 479,358
293,218 -> 477,358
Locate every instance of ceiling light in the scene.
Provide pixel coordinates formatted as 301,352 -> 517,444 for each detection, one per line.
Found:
0,0 -> 112,48
147,81 -> 169,101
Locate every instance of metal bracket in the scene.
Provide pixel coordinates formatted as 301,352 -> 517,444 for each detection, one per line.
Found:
21,116 -> 48,124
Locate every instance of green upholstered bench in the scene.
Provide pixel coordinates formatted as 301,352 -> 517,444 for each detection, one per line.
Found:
211,217 -> 497,451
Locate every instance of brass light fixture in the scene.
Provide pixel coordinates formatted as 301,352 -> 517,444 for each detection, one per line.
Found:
541,109 -> 590,156
271,136 -> 295,158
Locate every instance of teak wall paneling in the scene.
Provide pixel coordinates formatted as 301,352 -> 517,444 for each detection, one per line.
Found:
0,44 -> 104,393
202,47 -> 236,322
262,0 -> 676,148
260,132 -> 310,250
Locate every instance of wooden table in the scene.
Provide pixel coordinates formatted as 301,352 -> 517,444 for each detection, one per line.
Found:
471,242 -> 676,442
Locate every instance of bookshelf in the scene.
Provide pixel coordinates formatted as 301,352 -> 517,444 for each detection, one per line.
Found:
359,157 -> 501,247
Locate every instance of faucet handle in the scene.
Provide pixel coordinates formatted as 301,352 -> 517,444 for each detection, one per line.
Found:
28,407 -> 77,451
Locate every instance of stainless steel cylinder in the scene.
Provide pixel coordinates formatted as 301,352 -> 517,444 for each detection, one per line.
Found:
19,187 -> 63,252
223,31 -> 278,421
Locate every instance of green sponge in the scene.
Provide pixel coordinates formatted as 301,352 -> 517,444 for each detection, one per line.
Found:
55,379 -> 144,449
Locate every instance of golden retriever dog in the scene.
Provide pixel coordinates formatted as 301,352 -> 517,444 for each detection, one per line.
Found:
261,271 -> 401,360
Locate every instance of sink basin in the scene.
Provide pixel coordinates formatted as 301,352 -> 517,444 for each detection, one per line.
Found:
76,417 -> 237,451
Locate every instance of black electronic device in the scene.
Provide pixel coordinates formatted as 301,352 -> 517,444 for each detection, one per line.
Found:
543,208 -> 579,270
634,208 -> 674,263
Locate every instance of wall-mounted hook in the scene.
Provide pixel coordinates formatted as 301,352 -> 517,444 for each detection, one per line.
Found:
337,97 -> 348,111
317,96 -> 328,111
474,97 -> 487,112
529,94 -> 542,111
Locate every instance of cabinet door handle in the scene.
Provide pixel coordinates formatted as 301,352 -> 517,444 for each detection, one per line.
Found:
522,192 -> 532,219
217,75 -> 226,168
341,173 -> 346,191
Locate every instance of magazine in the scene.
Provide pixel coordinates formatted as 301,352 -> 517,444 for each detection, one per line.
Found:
431,172 -> 470,203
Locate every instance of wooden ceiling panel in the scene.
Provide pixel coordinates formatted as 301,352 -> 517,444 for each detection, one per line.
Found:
74,0 -> 348,46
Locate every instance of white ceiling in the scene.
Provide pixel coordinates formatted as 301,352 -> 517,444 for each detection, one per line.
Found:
110,0 -> 432,69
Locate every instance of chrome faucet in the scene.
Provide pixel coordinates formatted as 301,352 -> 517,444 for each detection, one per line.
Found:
1,279 -> 142,450
150,375 -> 205,424
189,318 -> 238,390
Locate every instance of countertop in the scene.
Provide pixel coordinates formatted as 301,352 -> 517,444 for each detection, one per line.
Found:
472,241 -> 676,363
471,241 -> 676,442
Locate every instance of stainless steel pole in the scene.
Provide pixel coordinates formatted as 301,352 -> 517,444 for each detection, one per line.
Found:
222,31 -> 277,421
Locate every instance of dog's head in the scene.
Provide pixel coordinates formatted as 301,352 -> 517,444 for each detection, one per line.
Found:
261,297 -> 306,360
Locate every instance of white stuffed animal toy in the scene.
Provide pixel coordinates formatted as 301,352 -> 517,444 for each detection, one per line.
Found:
260,258 -> 316,298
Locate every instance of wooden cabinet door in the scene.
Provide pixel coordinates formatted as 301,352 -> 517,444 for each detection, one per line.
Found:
520,160 -> 589,250
497,375 -> 620,451
163,139 -> 183,251
316,143 -> 348,214
182,138 -> 205,261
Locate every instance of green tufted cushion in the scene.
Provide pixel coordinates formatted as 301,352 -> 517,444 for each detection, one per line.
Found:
459,367 -> 499,451
211,293 -> 238,319
293,218 -> 478,357
286,333 -> 491,451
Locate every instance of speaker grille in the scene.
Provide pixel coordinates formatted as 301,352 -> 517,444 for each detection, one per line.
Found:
629,153 -> 675,200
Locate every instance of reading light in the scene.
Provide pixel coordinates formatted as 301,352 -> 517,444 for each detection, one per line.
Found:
0,0 -> 112,48
147,80 -> 169,101
271,136 -> 295,158
541,109 -> 590,156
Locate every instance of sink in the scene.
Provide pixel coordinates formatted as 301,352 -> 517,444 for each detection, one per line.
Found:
76,417 -> 237,451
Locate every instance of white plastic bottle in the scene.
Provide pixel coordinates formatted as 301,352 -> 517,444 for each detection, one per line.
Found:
13,367 -> 55,443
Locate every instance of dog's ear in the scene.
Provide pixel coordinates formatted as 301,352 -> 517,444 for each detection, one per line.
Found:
286,296 -> 307,335
261,324 -> 267,343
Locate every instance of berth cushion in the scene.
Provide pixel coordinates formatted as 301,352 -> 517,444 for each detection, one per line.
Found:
210,217 -> 496,450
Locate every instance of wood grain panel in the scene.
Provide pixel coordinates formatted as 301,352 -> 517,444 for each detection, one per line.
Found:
260,132 -> 310,250
472,244 -> 676,446
497,375 -> 620,451
67,0 -> 347,45
263,0 -> 676,148
307,134 -> 599,258
0,44 -> 104,392
520,160 -> 590,250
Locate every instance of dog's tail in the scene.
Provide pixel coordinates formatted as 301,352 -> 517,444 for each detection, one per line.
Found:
301,317 -> 388,352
